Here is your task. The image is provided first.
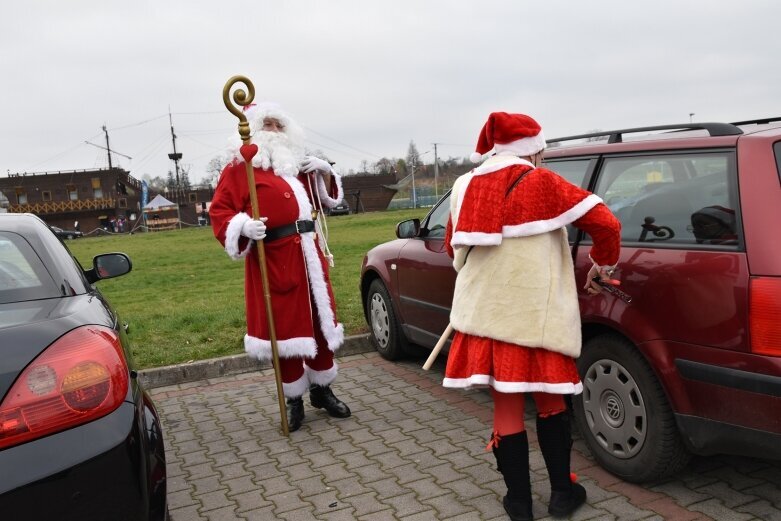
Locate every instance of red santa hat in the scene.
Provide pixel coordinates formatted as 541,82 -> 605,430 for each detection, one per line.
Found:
470,112 -> 546,163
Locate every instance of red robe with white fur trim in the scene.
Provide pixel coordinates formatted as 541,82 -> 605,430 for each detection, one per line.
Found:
442,155 -> 620,393
210,160 -> 344,362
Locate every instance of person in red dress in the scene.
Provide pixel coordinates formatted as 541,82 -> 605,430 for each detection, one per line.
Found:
444,112 -> 621,520
209,102 -> 350,432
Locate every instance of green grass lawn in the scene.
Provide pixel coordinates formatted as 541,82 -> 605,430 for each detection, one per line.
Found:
67,208 -> 425,369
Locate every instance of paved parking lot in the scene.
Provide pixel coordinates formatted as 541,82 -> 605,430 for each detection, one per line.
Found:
149,352 -> 781,520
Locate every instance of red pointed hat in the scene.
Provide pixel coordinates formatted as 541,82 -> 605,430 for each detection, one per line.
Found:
470,112 -> 546,163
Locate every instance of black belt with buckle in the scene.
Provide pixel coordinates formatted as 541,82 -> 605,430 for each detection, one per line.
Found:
264,220 -> 315,242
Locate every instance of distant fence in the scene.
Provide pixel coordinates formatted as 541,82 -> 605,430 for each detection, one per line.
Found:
388,195 -> 441,210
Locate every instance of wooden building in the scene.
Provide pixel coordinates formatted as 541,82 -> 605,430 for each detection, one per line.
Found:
340,173 -> 398,213
0,168 -> 219,233
0,167 -> 144,233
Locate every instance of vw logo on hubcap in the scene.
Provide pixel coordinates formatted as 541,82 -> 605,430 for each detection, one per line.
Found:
601,391 -> 624,427
606,396 -> 621,419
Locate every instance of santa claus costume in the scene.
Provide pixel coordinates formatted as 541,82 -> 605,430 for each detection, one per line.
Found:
210,102 -> 351,432
443,112 -> 621,520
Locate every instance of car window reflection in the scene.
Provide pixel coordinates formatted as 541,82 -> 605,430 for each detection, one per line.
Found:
423,194 -> 451,239
591,153 -> 738,247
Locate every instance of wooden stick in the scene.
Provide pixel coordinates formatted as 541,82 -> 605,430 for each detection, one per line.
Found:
223,76 -> 289,436
423,323 -> 454,370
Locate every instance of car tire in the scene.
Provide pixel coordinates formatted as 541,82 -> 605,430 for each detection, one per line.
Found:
366,279 -> 408,360
572,333 -> 690,483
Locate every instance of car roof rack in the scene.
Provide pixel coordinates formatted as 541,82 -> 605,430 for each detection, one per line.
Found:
547,122 -> 743,145
731,116 -> 781,125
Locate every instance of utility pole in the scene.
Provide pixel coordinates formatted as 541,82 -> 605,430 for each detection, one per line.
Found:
410,158 -> 417,209
168,108 -> 183,203
432,143 -> 439,199
103,125 -> 113,170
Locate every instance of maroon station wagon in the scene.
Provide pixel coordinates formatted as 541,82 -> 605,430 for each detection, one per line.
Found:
360,119 -> 781,482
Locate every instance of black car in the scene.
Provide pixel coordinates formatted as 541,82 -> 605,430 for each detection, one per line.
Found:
0,214 -> 167,520
329,201 -> 350,216
50,226 -> 83,240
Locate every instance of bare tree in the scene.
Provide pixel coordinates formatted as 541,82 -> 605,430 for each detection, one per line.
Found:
180,165 -> 192,190
204,155 -> 229,187
166,171 -> 176,191
374,157 -> 395,175
406,141 -> 420,170
395,159 -> 407,179
142,174 -> 167,192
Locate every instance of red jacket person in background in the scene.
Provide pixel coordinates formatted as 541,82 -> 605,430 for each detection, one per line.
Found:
210,102 -> 351,432
443,112 -> 621,520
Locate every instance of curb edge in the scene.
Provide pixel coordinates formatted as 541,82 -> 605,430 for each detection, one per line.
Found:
138,333 -> 373,389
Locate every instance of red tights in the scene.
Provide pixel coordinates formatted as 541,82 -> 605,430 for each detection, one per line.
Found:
491,389 -> 567,437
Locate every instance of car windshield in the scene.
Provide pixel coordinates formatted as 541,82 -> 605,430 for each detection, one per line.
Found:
0,232 -> 61,304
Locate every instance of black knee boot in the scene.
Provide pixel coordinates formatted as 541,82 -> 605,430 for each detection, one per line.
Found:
536,412 -> 586,517
492,431 -> 533,521
286,397 -> 305,432
309,385 -> 351,418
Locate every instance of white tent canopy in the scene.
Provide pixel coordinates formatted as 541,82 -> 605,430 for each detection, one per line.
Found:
143,194 -> 181,230
143,194 -> 177,210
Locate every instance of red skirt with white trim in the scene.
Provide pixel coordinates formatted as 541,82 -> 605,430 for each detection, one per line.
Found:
442,331 -> 583,394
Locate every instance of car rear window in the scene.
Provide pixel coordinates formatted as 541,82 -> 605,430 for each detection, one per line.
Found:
591,152 -> 739,248
0,232 -> 61,304
543,159 -> 593,242
542,158 -> 591,187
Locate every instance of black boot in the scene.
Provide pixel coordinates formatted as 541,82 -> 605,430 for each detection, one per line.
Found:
536,412 -> 586,517
492,431 -> 533,521
309,385 -> 351,418
286,397 -> 305,432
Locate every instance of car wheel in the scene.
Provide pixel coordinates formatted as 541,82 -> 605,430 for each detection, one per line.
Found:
572,333 -> 690,483
67,234 -> 74,240
366,279 -> 408,360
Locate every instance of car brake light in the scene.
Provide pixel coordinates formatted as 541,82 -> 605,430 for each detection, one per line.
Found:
0,325 -> 129,450
749,277 -> 781,357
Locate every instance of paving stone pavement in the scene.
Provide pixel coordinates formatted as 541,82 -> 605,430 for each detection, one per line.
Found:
149,352 -> 781,521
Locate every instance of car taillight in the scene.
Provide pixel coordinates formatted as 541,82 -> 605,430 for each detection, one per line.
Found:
0,325 -> 129,450
749,277 -> 781,357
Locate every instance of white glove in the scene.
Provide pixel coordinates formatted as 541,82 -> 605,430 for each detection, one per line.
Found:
300,156 -> 332,174
241,217 -> 268,240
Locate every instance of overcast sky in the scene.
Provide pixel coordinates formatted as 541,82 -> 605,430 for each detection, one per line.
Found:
2,1 -> 779,184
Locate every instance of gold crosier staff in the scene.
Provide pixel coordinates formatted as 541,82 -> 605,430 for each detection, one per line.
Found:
222,75 -> 289,436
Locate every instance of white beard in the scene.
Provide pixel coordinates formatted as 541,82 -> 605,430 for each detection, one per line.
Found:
253,130 -> 304,177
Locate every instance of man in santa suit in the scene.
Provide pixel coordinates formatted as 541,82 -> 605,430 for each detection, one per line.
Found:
443,112 -> 621,520
209,102 -> 350,432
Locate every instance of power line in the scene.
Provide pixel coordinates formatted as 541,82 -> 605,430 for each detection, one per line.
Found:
179,134 -> 224,152
304,139 -> 369,161
303,126 -> 382,159
24,132 -> 104,170
130,137 -> 169,173
107,111 -> 223,132
173,111 -> 224,115
108,114 -> 168,131
179,129 -> 233,136
431,142 -> 471,148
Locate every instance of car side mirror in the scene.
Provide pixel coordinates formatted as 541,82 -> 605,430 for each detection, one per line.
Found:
396,219 -> 421,239
85,253 -> 132,283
